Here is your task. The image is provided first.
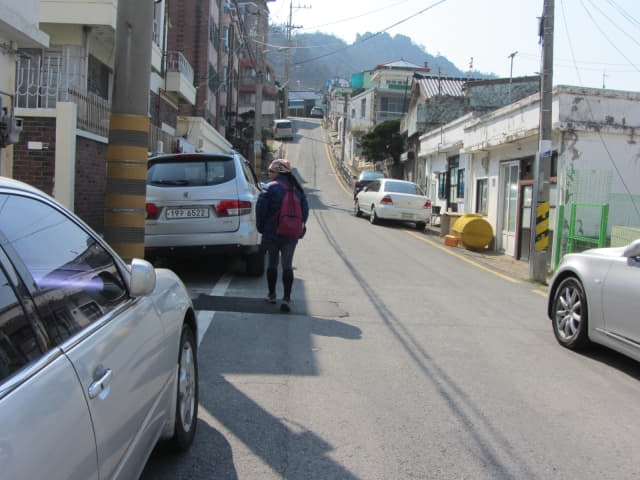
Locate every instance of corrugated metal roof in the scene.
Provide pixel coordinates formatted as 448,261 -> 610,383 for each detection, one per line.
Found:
415,76 -> 469,98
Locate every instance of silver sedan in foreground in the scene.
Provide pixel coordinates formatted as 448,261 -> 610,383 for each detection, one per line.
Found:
354,178 -> 433,230
0,177 -> 198,479
547,239 -> 640,361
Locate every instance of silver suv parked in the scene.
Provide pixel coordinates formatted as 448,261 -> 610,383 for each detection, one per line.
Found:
145,151 -> 264,275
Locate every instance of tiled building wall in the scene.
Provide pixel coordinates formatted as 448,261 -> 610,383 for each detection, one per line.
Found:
12,116 -> 108,234
74,136 -> 108,234
12,117 -> 56,195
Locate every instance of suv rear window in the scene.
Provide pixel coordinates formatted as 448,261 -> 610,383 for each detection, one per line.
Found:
147,156 -> 236,187
275,121 -> 292,129
359,171 -> 384,181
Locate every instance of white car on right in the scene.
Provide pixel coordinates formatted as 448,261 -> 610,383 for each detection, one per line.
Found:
354,178 -> 432,230
547,239 -> 640,361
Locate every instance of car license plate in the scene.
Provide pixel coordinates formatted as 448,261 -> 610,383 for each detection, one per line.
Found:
166,207 -> 209,219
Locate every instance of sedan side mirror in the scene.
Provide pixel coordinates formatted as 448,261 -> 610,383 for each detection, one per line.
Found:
623,238 -> 640,260
129,258 -> 156,297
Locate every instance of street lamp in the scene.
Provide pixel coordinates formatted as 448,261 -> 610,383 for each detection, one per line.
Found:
508,51 -> 518,103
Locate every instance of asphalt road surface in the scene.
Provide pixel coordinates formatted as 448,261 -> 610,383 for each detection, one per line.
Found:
142,118 -> 640,480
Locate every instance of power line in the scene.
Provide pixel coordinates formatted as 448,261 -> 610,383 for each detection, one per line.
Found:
584,0 -> 640,50
299,0 -> 415,32
579,0 -> 640,72
604,0 -> 640,29
294,0 -> 448,66
559,0 -> 640,220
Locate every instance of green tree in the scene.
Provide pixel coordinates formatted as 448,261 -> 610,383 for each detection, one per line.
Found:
360,119 -> 403,164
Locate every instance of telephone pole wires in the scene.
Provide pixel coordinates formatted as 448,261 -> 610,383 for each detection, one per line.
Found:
284,1 -> 309,118
104,0 -> 154,260
254,4 -> 266,172
530,0 -> 554,282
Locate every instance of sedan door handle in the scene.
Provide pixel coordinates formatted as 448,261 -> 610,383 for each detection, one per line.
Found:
88,368 -> 113,399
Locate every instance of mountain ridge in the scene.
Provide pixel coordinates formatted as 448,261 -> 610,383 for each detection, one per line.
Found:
265,29 -> 494,90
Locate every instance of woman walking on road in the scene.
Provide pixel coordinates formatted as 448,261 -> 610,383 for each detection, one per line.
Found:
256,158 -> 309,313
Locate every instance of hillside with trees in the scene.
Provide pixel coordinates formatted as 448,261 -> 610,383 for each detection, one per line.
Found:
265,29 -> 494,90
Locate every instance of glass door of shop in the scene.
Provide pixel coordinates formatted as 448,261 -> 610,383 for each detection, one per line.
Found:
500,162 -> 519,256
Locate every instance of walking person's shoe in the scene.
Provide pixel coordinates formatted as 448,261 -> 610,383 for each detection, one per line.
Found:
266,268 -> 277,304
280,298 -> 291,313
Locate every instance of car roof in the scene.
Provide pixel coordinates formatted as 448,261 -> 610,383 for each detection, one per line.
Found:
0,176 -> 47,197
359,171 -> 385,179
148,152 -> 235,165
382,178 -> 415,183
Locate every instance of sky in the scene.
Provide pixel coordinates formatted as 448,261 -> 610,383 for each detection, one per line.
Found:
268,0 -> 640,92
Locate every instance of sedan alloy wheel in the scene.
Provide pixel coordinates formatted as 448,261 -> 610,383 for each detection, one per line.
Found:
169,324 -> 199,451
552,277 -> 590,349
369,207 -> 379,225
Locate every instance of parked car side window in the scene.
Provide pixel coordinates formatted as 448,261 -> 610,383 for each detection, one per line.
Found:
240,157 -> 259,187
0,263 -> 40,383
0,194 -> 128,345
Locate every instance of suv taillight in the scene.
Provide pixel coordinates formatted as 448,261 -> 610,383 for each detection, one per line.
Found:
216,200 -> 252,216
424,200 -> 432,208
380,195 -> 393,205
146,203 -> 160,219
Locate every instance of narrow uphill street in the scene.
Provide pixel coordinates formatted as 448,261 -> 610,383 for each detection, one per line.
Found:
143,118 -> 640,480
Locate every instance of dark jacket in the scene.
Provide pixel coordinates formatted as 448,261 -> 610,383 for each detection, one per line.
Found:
256,174 -> 309,243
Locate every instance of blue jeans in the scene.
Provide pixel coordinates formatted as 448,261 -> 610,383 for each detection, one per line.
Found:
264,241 -> 296,270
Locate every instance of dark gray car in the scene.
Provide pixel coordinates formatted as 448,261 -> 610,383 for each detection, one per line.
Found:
353,170 -> 385,199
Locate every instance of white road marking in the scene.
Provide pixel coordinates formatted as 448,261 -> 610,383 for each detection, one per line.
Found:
196,273 -> 232,346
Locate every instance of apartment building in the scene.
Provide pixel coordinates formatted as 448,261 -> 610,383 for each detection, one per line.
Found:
0,0 -> 49,177
5,0 -> 277,232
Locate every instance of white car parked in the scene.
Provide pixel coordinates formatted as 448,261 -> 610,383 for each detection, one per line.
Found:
354,178 -> 433,230
145,151 -> 264,275
0,177 -> 198,479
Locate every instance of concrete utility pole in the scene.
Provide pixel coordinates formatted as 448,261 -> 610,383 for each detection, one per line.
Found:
530,0 -> 554,282
508,51 -> 517,103
284,1 -> 309,119
253,4 -> 264,172
341,92 -> 348,165
104,0 -> 154,260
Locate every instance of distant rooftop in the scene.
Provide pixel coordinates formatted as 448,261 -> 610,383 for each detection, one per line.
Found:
374,58 -> 430,71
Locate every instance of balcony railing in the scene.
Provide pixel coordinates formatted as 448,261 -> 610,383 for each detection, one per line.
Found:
375,110 -> 404,125
165,51 -> 194,84
149,125 -> 176,154
16,53 -> 177,148
68,86 -> 110,137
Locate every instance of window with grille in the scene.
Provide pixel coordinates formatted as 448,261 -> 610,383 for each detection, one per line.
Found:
87,55 -> 110,100
210,19 -> 219,50
208,64 -> 217,92
476,178 -> 488,214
